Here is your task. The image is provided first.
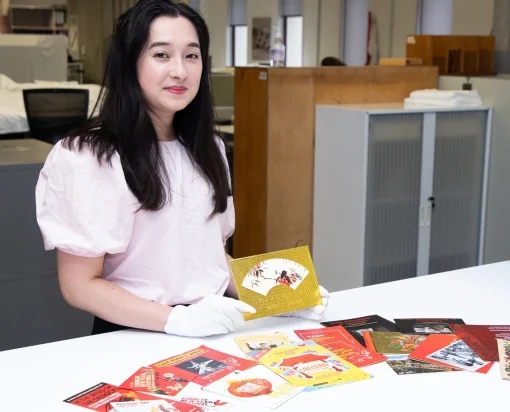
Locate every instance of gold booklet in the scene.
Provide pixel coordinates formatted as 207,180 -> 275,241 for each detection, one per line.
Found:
229,246 -> 322,320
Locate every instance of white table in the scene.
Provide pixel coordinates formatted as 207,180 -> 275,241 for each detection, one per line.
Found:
1,262 -> 509,411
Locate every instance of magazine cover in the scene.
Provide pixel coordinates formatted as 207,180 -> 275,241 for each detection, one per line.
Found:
63,382 -> 162,412
386,359 -> 458,375
258,340 -> 372,389
394,318 -> 465,334
228,246 -> 322,320
203,364 -> 304,409
449,324 -> 510,361
149,346 -> 257,387
110,399 -> 201,412
294,326 -> 387,367
234,332 -> 291,360
496,339 -> 510,380
409,334 -> 493,373
119,366 -> 189,397
321,315 -> 399,347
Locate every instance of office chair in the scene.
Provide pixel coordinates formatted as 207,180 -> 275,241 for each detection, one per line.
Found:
22,88 -> 89,144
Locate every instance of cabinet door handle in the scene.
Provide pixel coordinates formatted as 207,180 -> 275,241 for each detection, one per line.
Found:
426,205 -> 432,227
420,205 -> 426,227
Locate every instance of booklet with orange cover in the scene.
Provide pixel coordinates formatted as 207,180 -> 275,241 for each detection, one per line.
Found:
294,326 -> 387,367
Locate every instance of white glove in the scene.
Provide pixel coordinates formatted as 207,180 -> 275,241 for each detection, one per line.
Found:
275,286 -> 330,321
164,295 -> 256,337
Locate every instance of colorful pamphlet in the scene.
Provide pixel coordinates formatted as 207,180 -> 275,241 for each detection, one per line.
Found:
321,314 -> 399,347
203,364 -> 304,409
496,339 -> 510,380
409,334 -> 493,373
234,332 -> 292,360
363,331 -> 427,359
63,382 -> 163,412
149,346 -> 257,387
167,381 -> 235,411
449,324 -> 510,361
119,366 -> 189,397
294,326 -> 387,367
110,399 -> 201,412
394,318 -> 465,334
228,246 -> 322,320
258,340 -> 372,389
385,359 -> 457,375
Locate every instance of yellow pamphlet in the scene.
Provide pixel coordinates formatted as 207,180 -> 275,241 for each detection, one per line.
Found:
229,246 -> 322,320
258,340 -> 372,388
234,332 -> 292,360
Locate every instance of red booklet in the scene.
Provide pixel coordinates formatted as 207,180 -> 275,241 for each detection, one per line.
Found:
119,366 -> 189,397
294,326 -> 387,367
409,334 -> 493,374
149,345 -> 257,387
63,382 -> 162,412
449,324 -> 510,362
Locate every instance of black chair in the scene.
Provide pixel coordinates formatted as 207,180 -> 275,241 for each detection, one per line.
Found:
22,88 -> 89,144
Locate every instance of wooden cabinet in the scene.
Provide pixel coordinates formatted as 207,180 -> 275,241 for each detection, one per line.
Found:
232,66 -> 439,258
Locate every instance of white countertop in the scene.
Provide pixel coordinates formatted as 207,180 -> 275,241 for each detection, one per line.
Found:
1,261 -> 509,411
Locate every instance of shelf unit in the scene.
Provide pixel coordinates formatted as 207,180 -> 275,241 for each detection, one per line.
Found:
313,103 -> 492,292
8,5 -> 67,34
406,35 -> 495,76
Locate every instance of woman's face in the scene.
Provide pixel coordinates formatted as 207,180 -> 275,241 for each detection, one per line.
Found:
137,15 -> 202,120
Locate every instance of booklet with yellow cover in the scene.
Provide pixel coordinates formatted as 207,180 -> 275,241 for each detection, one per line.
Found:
257,340 -> 372,389
228,246 -> 322,320
234,333 -> 292,360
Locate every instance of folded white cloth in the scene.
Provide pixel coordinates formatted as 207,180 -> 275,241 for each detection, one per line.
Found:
409,88 -> 481,101
404,97 -> 483,109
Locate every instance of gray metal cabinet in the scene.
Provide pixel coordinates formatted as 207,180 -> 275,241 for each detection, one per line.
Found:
0,139 -> 93,351
313,103 -> 492,292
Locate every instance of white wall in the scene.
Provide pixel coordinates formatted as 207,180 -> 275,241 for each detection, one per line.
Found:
318,0 -> 343,63
391,0 -> 418,57
246,0 -> 280,63
452,0 -> 493,35
1,0 -> 9,15
369,0 -> 418,59
302,0 -> 319,66
201,0 -> 228,68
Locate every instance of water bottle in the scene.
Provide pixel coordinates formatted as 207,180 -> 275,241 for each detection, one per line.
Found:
270,27 -> 285,67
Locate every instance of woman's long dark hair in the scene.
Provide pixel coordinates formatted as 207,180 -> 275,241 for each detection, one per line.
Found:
64,0 -> 230,215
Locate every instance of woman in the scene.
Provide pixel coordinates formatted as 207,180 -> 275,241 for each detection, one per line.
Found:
35,0 -> 329,337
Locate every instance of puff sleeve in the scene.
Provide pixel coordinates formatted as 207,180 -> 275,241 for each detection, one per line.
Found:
35,141 -> 137,257
216,136 -> 235,245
